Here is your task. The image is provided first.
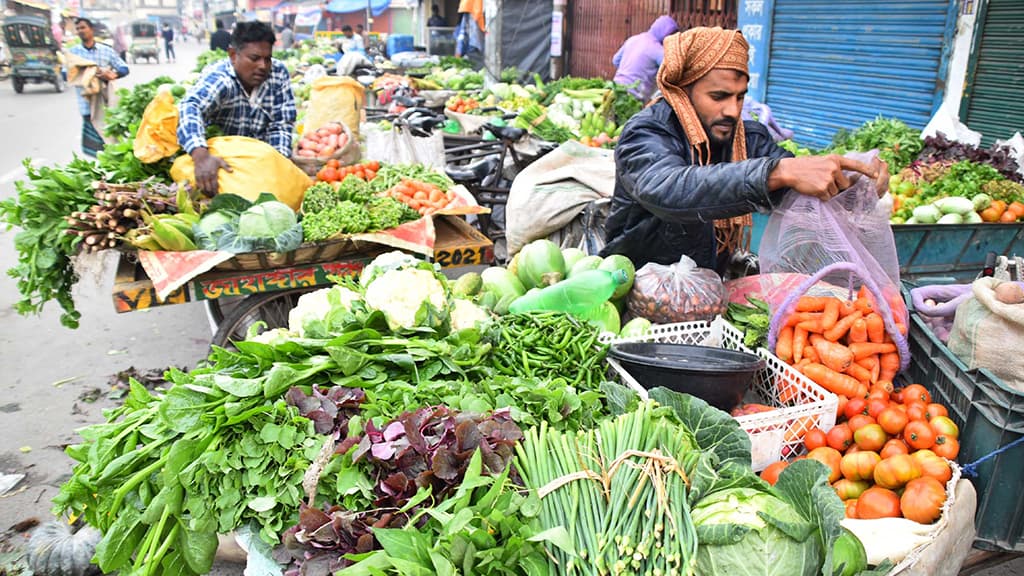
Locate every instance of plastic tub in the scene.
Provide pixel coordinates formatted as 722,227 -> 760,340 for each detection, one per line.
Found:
608,342 -> 765,412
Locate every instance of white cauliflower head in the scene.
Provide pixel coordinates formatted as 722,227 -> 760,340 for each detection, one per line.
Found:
288,285 -> 362,336
450,299 -> 490,332
364,268 -> 448,330
248,327 -> 296,346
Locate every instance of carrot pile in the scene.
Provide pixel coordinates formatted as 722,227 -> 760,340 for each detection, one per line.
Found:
776,287 -> 908,402
385,179 -> 456,216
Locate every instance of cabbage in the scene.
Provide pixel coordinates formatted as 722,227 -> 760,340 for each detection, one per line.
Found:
692,487 -> 820,576
239,201 -> 298,239
195,193 -> 302,253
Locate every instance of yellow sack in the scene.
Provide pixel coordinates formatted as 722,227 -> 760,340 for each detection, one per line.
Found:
134,90 -> 180,163
170,136 -> 312,211
303,76 -> 364,138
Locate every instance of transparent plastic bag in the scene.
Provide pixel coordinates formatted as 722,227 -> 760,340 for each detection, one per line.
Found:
758,151 -> 910,369
910,284 -> 973,343
626,255 -> 726,323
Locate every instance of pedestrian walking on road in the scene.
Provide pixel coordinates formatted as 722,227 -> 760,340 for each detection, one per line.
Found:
68,18 -> 129,157
162,23 -> 176,62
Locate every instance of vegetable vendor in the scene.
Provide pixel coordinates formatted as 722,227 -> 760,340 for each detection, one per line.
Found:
177,21 -> 297,194
602,27 -> 890,273
612,15 -> 678,102
68,18 -> 130,158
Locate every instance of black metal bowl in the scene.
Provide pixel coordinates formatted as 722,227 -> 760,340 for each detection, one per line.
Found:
609,342 -> 767,412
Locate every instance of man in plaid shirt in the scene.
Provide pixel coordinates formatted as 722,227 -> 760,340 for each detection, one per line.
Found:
177,21 -> 296,193
69,18 -> 129,156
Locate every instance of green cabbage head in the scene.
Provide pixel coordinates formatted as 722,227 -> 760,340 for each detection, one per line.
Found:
691,487 -> 821,576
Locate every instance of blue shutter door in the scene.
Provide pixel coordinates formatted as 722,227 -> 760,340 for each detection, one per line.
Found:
962,0 -> 1024,146
764,0 -> 957,149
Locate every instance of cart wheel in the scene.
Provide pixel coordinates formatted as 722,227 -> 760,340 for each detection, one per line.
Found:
211,289 -> 315,348
13,77 -> 24,93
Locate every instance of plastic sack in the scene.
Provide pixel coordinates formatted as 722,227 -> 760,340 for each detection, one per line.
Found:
133,89 -> 180,163
948,277 -> 1024,392
759,151 -> 910,368
170,136 -> 312,212
910,284 -> 973,343
626,255 -> 726,323
365,123 -> 445,169
922,101 -> 982,147
303,76 -> 364,139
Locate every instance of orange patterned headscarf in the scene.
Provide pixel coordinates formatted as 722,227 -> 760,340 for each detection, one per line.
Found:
656,27 -> 753,254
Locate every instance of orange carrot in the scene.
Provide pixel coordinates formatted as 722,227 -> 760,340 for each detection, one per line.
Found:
776,326 -> 794,363
811,335 -> 854,373
849,342 -> 896,360
838,301 -> 858,317
846,362 -> 873,384
865,313 -> 885,343
793,327 -> 809,363
796,320 -> 825,334
822,299 -> 841,331
855,286 -> 876,314
857,355 -> 880,383
879,352 -> 900,382
796,296 -> 832,312
779,376 -> 801,404
784,312 -> 823,327
803,363 -> 862,398
848,318 -> 868,343
824,311 -> 863,342
802,345 -> 820,363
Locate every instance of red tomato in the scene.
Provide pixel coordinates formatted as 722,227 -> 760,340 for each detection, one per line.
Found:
760,461 -> 789,485
827,424 -> 854,452
902,384 -> 932,406
929,416 -> 959,439
807,447 -> 843,483
867,398 -> 890,419
873,454 -> 923,489
857,486 -> 902,519
904,420 -> 937,450
880,438 -> 910,459
836,395 -> 849,421
901,477 -> 947,524
847,414 -> 876,433
804,428 -> 828,452
925,403 -> 948,421
913,452 -> 953,484
840,450 -> 881,482
845,499 -> 859,519
906,402 -> 928,422
834,478 -> 870,500
932,435 -> 960,460
854,424 -> 888,452
877,407 -> 909,436
844,397 -> 869,420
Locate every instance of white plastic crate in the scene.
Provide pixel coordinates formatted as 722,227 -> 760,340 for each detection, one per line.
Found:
603,317 -> 838,471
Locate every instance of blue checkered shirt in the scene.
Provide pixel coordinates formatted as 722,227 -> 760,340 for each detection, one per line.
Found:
177,58 -> 297,158
68,42 -> 129,116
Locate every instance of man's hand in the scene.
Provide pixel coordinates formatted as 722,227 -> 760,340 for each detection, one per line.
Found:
191,147 -> 232,195
769,154 -> 887,201
99,68 -> 118,81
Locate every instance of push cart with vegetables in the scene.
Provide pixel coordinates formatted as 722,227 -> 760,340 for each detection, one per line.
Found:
110,214 -> 492,347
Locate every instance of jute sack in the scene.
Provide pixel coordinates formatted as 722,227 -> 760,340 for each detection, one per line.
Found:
948,277 -> 1024,392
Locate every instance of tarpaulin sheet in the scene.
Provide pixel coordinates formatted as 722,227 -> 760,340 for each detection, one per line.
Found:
501,0 -> 552,81
324,0 -> 389,15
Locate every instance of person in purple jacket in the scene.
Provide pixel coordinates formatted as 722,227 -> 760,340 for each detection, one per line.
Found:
613,15 -> 679,102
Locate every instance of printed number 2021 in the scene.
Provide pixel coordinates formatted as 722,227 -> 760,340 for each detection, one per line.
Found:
435,246 -> 490,267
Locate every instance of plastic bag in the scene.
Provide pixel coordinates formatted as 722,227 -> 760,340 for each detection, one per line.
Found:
626,255 -> 726,323
922,101 -> 982,147
910,284 -> 973,343
948,277 -> 1024,392
759,151 -> 910,368
303,76 -> 364,139
133,89 -> 180,163
170,136 -> 312,211
365,123 -> 445,168
291,121 -> 360,177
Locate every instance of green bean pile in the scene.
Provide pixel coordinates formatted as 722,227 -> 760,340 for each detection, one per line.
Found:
489,312 -> 608,389
367,163 -> 455,194
515,403 -> 700,575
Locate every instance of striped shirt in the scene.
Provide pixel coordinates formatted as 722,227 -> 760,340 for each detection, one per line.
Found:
68,42 -> 129,116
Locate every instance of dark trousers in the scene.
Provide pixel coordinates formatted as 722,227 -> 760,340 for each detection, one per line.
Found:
165,42 -> 175,60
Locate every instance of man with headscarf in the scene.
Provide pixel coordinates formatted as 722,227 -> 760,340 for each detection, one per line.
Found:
613,15 -> 678,102
602,27 -> 889,273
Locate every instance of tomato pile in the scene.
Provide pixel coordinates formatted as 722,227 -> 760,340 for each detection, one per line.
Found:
761,382 -> 957,525
446,95 -> 481,114
316,160 -> 380,184
385,179 -> 456,216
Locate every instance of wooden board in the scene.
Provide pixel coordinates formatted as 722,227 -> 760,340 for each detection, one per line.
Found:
111,215 -> 493,313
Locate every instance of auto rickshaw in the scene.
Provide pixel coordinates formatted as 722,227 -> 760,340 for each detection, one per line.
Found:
2,15 -> 64,93
128,19 -> 159,63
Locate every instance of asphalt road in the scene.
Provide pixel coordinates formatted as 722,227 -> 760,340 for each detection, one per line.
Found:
1,40 -> 1021,576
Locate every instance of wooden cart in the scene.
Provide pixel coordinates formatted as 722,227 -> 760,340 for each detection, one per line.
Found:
111,216 -> 493,347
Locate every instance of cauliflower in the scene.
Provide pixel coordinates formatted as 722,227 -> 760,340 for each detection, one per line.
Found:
360,250 -> 421,287
248,327 -> 296,346
450,298 -> 490,332
288,285 -> 362,336
364,268 -> 447,330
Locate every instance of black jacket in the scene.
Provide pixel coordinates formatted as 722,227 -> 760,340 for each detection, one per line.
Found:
210,30 -> 231,52
600,99 -> 793,272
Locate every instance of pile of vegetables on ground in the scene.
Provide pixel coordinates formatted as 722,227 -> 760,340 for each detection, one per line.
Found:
49,250 -> 900,575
